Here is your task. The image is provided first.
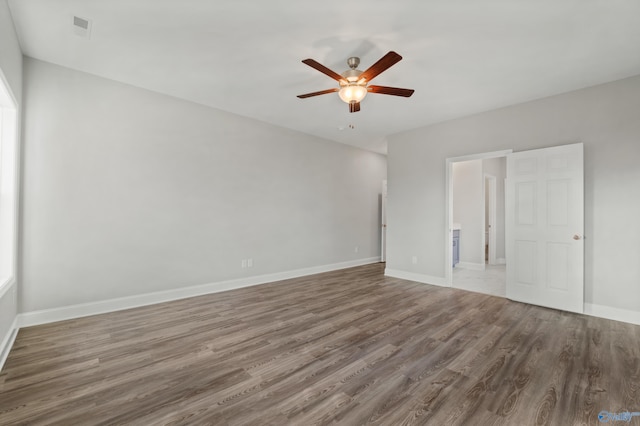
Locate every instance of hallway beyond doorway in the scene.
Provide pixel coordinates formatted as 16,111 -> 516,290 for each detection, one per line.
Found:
453,264 -> 505,297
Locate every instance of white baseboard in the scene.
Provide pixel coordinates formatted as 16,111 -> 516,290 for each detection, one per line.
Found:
456,262 -> 486,271
584,303 -> 640,326
0,317 -> 18,372
384,268 -> 448,287
18,257 -> 381,328
9,258 -> 640,364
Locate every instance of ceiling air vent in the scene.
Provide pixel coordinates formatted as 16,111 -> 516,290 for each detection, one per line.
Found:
72,15 -> 92,38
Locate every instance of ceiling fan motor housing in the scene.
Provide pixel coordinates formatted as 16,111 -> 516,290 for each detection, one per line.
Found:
340,68 -> 364,83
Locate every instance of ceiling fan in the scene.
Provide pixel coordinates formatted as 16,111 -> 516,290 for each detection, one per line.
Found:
297,51 -> 414,113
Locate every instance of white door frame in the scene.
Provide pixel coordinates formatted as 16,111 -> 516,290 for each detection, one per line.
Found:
381,179 -> 387,262
445,149 -> 512,286
484,174 -> 497,265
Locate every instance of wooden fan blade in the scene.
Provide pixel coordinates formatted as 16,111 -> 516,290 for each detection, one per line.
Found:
357,51 -> 402,83
349,102 -> 361,113
367,85 -> 415,97
297,88 -> 339,99
302,59 -> 347,84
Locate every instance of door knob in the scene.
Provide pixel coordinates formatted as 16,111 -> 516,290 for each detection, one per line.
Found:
573,234 -> 582,240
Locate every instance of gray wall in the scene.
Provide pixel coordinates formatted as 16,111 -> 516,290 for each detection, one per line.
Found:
0,0 -> 22,358
20,58 -> 387,313
387,74 -> 640,313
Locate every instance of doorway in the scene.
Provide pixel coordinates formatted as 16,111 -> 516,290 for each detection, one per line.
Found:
445,150 -> 511,296
445,144 -> 584,314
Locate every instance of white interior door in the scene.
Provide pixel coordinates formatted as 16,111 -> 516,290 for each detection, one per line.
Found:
506,143 -> 584,313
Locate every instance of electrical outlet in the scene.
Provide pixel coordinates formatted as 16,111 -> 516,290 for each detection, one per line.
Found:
247,258 -> 253,268
354,246 -> 359,253
241,259 -> 247,268
412,256 -> 418,264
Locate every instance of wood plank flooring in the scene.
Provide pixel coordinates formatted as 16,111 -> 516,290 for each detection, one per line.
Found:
1,263 -> 639,425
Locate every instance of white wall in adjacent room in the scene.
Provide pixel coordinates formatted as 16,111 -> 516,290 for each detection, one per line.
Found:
386,74 -> 640,316
20,58 -> 387,313
483,156 -> 506,261
452,159 -> 483,266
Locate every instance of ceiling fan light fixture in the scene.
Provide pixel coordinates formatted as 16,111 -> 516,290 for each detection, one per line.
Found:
338,83 -> 367,104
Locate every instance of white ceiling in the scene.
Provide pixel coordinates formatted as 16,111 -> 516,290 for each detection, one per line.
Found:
8,0 -> 640,154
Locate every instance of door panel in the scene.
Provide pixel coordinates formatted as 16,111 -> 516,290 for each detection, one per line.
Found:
516,182 -> 536,225
515,240 -> 536,285
546,242 -> 569,290
547,179 -> 570,226
506,143 -> 584,313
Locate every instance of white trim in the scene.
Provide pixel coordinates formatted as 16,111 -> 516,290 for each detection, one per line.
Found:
0,71 -> 20,295
384,268 -> 448,287
446,149 -> 513,163
0,68 -> 18,107
381,179 -> 387,262
0,277 -> 15,300
445,159 -> 454,285
496,258 -> 506,265
455,262 -> 486,271
584,303 -> 640,326
18,257 -> 381,328
0,316 -> 18,372
5,265 -> 640,367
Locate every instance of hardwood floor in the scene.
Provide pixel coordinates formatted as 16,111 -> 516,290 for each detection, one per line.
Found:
1,263 -> 639,425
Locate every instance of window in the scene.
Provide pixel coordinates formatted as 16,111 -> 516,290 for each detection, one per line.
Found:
0,71 -> 18,289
